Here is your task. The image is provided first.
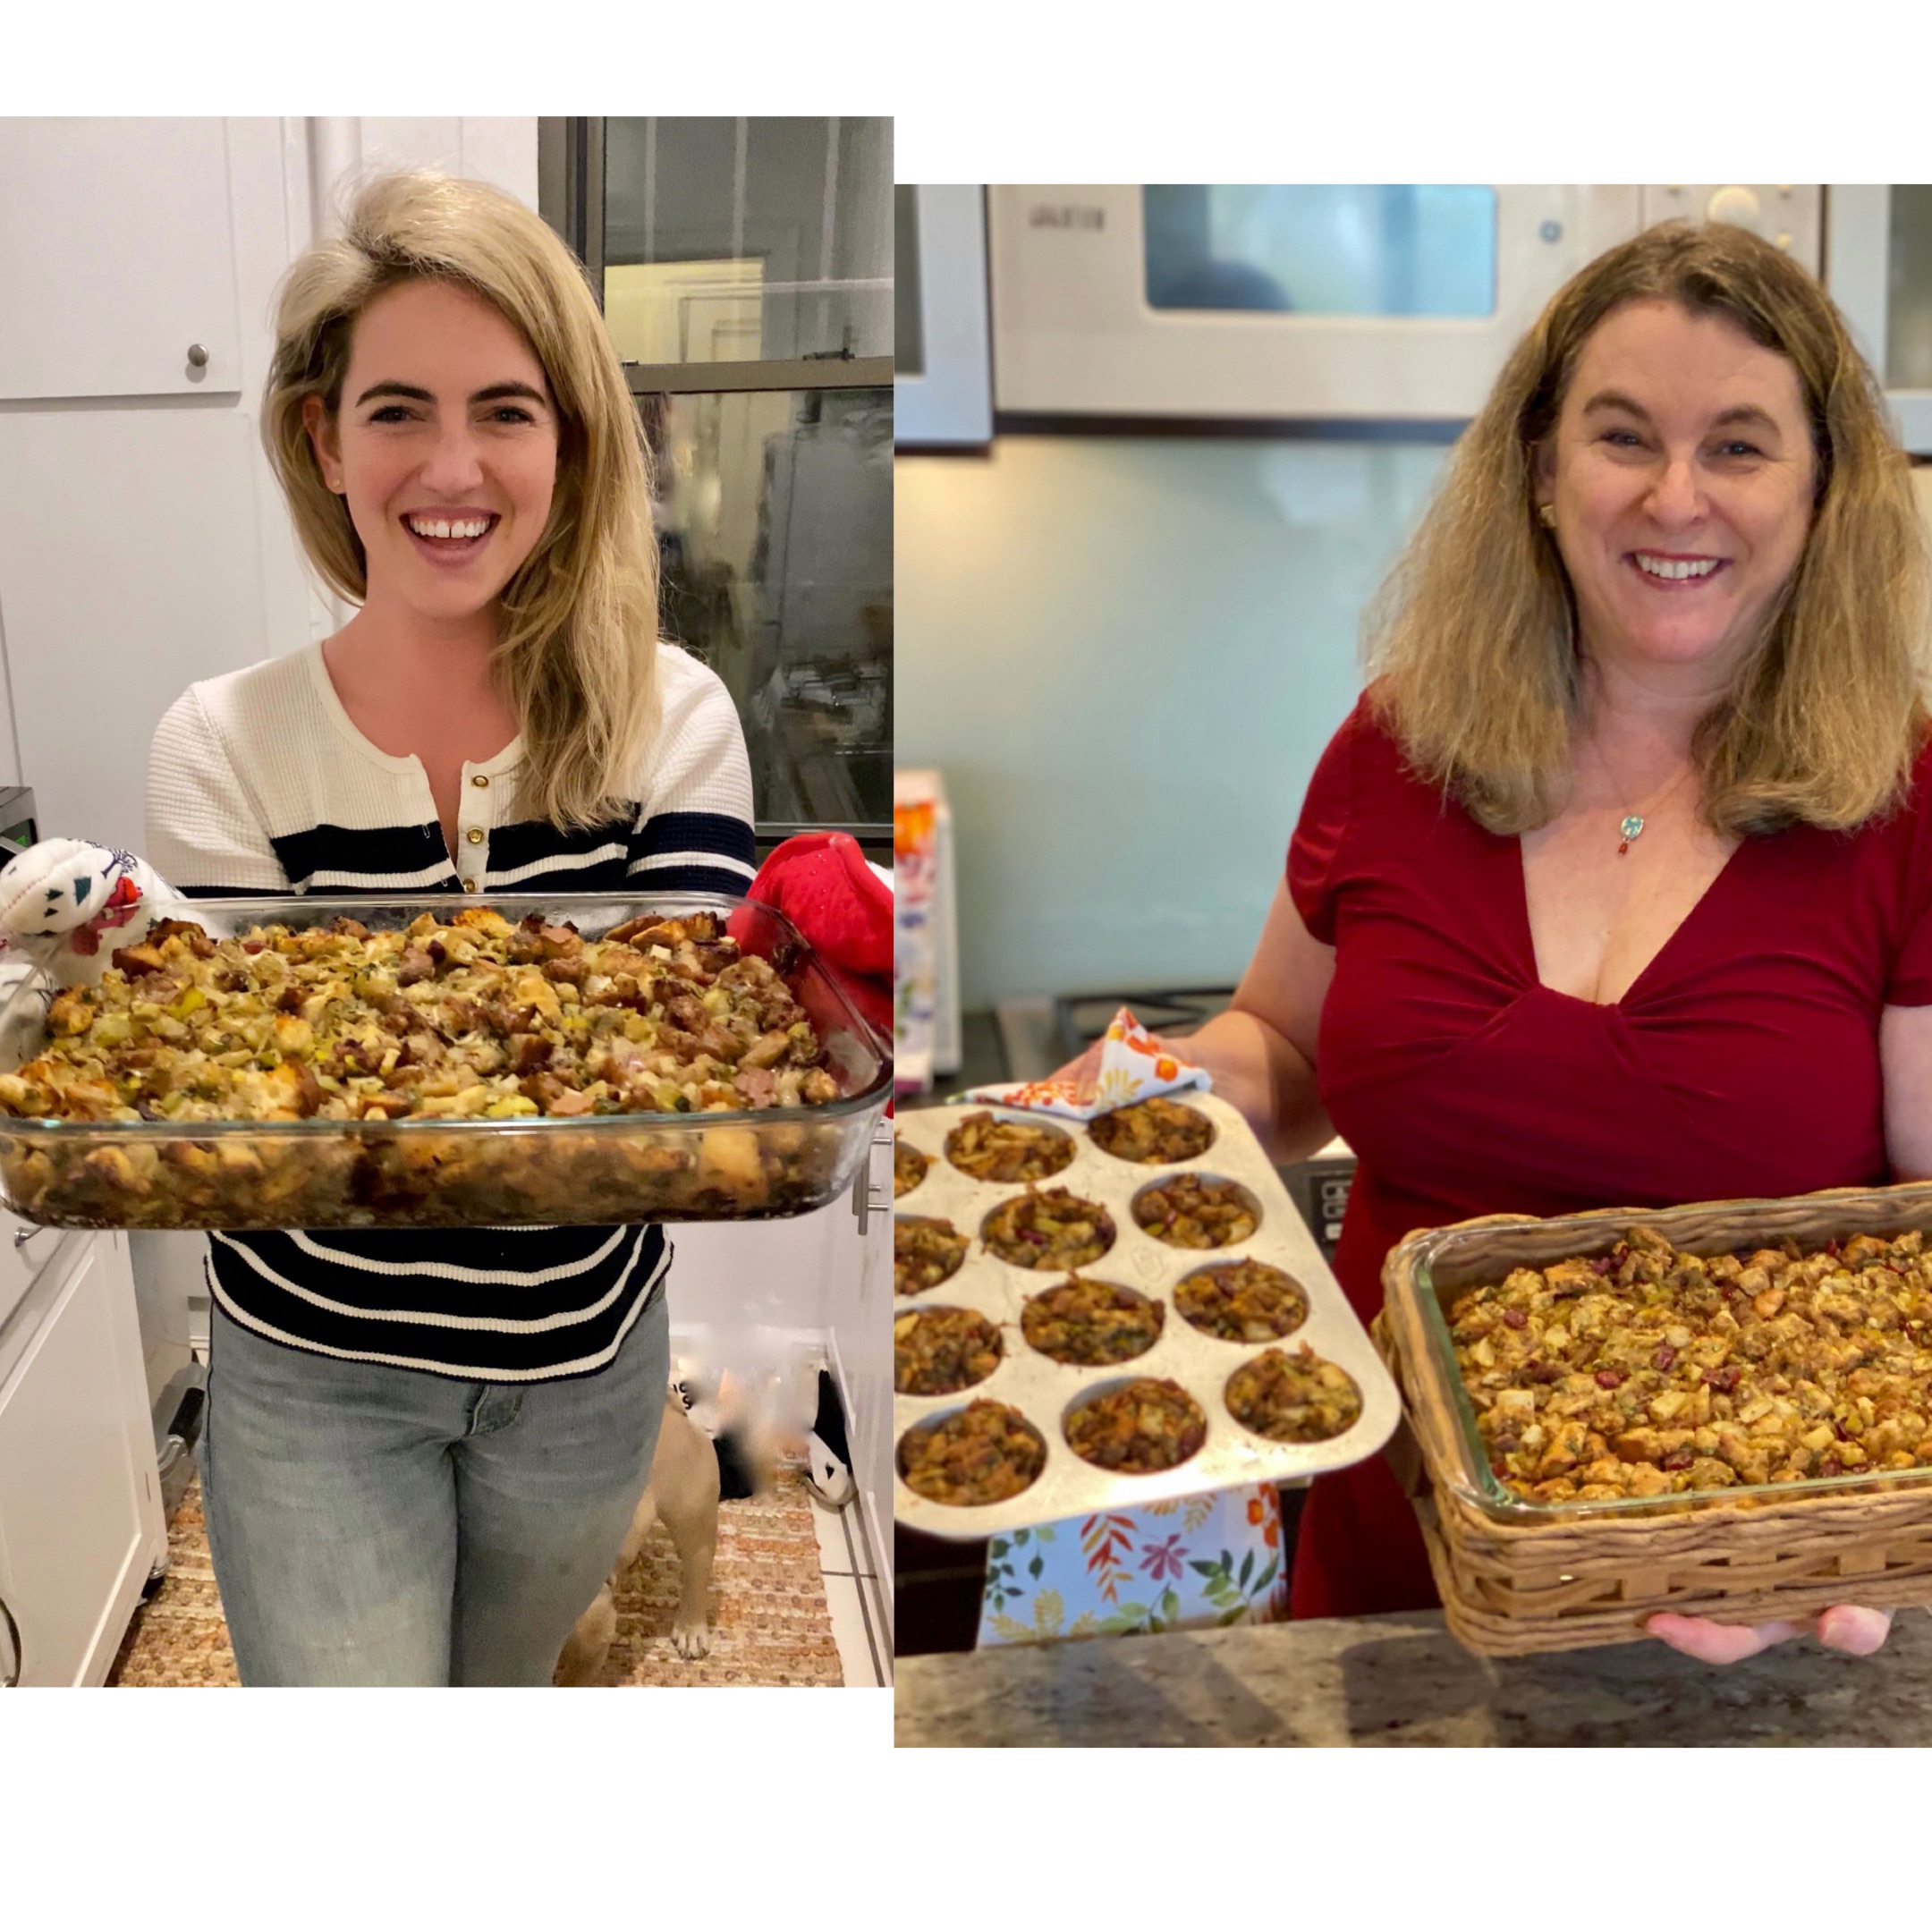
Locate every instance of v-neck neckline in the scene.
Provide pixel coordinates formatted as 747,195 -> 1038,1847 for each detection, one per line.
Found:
1512,828 -> 1749,1012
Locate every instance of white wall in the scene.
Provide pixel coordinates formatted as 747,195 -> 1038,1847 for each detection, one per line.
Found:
895,434 -> 1451,1005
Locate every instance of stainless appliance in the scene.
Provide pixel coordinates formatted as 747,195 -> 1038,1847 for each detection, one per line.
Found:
982,185 -> 1823,423
0,787 -> 37,858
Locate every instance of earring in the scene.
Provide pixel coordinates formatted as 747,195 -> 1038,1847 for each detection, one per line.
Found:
1538,503 -> 1557,528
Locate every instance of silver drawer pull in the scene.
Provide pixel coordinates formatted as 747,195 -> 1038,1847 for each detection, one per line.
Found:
12,1224 -> 49,1253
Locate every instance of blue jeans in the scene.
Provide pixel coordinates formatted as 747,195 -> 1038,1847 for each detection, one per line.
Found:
199,1291 -> 669,1686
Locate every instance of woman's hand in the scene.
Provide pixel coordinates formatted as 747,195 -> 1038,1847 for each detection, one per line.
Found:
1647,1605 -> 1893,1664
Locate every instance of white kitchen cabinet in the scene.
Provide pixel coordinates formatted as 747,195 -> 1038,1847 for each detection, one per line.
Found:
828,1125 -> 892,1596
0,120 -> 243,402
0,408 -> 273,853
0,1231 -> 165,1687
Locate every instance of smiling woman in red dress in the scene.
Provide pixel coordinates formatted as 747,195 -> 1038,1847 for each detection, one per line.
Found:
1069,221 -> 1932,1665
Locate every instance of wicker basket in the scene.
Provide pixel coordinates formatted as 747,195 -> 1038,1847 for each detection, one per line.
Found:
1377,1180 -> 1932,1657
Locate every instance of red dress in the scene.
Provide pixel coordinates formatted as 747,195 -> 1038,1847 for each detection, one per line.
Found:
1285,695 -> 1932,1618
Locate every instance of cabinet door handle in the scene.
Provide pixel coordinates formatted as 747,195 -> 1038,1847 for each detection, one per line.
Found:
0,1591 -> 19,1688
851,1159 -> 891,1234
13,1224 -> 49,1252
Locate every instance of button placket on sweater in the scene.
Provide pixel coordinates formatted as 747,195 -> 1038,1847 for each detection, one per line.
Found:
457,765 -> 494,892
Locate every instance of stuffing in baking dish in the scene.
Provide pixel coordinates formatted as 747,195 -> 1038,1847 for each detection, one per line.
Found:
1063,1377 -> 1208,1474
0,908 -> 849,1227
0,909 -> 836,1123
894,1137 -> 928,1198
1131,1173 -> 1259,1250
1088,1097 -> 1215,1165
894,1216 -> 970,1295
894,1305 -> 1004,1397
980,1185 -> 1115,1270
1224,1344 -> 1360,1443
1020,1275 -> 1165,1366
944,1109 -> 1074,1184
1175,1259 -> 1309,1343
898,1400 -> 1047,1506
1453,1224 -> 1932,1504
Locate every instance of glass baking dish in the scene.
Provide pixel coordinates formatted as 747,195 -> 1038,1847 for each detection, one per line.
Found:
0,892 -> 890,1232
1397,1196 -> 1932,1523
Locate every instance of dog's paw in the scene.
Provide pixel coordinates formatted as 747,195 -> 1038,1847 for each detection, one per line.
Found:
672,1618 -> 711,1660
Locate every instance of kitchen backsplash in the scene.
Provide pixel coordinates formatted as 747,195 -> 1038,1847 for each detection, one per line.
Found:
896,435 -> 1450,1006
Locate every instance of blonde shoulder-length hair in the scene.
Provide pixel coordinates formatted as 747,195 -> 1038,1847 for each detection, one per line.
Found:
262,170 -> 660,832
1368,219 -> 1931,837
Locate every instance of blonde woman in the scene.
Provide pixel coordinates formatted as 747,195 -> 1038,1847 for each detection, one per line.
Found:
140,173 -> 755,1684
1068,221 -> 1932,1664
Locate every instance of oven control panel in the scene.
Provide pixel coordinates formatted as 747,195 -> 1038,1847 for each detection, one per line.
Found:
1640,185 -> 1823,274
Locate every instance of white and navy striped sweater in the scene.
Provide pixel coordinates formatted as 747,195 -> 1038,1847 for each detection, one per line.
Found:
145,640 -> 757,1382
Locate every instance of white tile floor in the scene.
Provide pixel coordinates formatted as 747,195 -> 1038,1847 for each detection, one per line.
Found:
811,1492 -> 891,1687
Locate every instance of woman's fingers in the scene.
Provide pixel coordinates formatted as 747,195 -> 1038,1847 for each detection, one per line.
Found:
1645,1611 -> 1807,1665
1648,1606 -> 1894,1664
1816,1605 -> 1893,1656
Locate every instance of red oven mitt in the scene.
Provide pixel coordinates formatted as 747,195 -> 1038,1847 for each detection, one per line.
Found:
727,833 -> 892,1041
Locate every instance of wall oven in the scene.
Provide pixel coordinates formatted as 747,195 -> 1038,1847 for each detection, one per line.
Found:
982,184 -> 1824,425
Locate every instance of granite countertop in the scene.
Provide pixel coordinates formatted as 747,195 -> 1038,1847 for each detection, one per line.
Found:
894,1606 -> 1932,1746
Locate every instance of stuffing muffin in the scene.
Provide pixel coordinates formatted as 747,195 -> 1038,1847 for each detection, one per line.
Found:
1175,1259 -> 1309,1343
894,1216 -> 970,1295
1452,1224 -> 1932,1504
1021,1275 -> 1165,1366
980,1186 -> 1115,1271
1224,1345 -> 1361,1443
894,1305 -> 1004,1396
1131,1173 -> 1259,1250
1088,1097 -> 1215,1165
1063,1377 -> 1208,1474
898,1401 -> 1047,1506
944,1110 -> 1074,1184
894,1137 -> 928,1198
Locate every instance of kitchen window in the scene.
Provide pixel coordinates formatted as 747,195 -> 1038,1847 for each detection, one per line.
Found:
540,117 -> 892,852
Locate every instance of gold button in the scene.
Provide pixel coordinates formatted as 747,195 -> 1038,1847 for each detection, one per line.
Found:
471,774 -> 489,788
461,877 -> 479,894
466,827 -> 484,844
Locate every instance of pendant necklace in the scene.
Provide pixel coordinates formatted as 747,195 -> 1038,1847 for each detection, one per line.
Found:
1594,747 -> 1696,858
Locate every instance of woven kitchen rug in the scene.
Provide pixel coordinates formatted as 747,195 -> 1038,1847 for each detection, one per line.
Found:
107,1467 -> 843,1688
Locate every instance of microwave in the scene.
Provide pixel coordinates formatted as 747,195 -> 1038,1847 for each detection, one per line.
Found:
984,185 -> 1824,424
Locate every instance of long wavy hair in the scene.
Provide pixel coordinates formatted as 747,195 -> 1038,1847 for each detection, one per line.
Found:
1368,219 -> 1930,836
262,171 -> 660,830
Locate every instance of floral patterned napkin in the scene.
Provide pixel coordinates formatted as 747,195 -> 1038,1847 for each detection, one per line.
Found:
962,1005 -> 1210,1120
977,1484 -> 1289,1646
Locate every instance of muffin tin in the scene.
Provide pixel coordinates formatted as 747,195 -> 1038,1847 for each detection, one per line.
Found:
892,1093 -> 1401,1537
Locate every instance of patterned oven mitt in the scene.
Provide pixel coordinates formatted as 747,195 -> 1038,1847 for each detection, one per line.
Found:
0,839 -> 177,987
